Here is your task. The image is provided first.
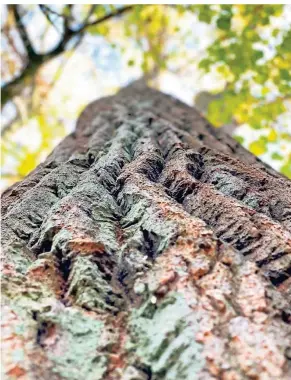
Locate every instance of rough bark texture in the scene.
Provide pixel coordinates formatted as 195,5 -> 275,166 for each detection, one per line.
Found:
1,82 -> 291,380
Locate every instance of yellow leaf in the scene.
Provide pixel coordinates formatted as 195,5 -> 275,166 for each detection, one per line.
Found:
17,152 -> 38,176
261,87 -> 269,96
267,129 -> 277,142
249,140 -> 267,156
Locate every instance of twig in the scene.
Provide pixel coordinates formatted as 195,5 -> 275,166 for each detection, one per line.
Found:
38,5 -> 74,21
39,5 -> 61,33
10,5 -> 37,59
76,5 -> 132,34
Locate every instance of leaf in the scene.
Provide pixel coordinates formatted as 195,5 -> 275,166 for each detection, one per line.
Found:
17,152 -> 39,177
217,16 -> 231,30
267,129 -> 277,142
271,152 -> 283,161
280,69 -> 291,81
249,139 -> 267,156
197,6 -> 216,23
281,161 -> 291,179
198,58 -> 212,71
253,50 -> 264,62
234,135 -> 245,145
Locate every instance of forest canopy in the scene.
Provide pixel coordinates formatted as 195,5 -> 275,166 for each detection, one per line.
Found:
1,4 -> 291,189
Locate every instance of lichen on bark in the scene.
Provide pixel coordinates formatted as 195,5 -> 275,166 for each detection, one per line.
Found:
126,292 -> 204,379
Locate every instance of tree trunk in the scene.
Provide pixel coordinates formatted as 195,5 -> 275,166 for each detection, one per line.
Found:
1,82 -> 291,380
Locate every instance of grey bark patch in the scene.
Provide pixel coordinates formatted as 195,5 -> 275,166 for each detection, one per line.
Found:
126,292 -> 204,379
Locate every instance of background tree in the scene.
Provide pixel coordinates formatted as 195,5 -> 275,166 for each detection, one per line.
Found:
1,4 -> 291,189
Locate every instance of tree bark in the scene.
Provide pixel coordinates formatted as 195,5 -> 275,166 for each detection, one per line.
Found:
1,82 -> 291,380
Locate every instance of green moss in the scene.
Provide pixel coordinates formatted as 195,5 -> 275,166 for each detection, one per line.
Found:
127,292 -> 204,379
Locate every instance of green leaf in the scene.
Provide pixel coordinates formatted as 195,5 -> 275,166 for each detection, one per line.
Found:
234,135 -> 245,145
271,152 -> 283,161
127,59 -> 135,67
198,58 -> 212,71
217,16 -> 231,30
198,6 -> 216,23
280,69 -> 291,81
281,161 -> 291,179
253,50 -> 264,62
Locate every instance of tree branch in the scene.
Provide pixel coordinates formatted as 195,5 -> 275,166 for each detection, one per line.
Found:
39,5 -> 74,22
1,5 -> 133,108
1,39 -> 71,106
82,5 -> 97,25
75,5 -> 133,34
10,5 -> 37,60
39,5 -> 61,33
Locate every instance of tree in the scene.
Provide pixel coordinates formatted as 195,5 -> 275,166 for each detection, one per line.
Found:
2,81 -> 291,379
1,5 -> 133,106
1,4 -> 291,184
